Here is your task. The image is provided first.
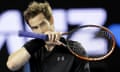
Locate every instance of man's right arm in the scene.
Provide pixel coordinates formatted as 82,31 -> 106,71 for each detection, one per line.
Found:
6,47 -> 31,71
6,39 -> 45,71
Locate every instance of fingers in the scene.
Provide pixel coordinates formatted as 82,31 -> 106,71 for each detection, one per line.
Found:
45,31 -> 62,45
45,31 -> 61,41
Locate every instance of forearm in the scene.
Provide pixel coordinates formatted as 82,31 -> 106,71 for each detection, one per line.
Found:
6,47 -> 31,71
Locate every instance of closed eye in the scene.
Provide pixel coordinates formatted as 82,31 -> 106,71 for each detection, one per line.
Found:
31,26 -> 38,29
39,21 -> 46,27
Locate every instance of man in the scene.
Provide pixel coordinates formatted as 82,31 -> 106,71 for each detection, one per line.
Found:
6,1 -> 90,72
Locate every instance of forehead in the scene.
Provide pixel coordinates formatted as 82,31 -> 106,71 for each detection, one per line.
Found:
28,13 -> 45,26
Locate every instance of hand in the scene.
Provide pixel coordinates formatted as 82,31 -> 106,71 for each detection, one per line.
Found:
44,31 -> 63,45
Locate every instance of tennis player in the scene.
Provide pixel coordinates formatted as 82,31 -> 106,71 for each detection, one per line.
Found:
6,1 -> 90,72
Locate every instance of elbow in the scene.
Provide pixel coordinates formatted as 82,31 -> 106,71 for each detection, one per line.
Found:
6,60 -> 18,71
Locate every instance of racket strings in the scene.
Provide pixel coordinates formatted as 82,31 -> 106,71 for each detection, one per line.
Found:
65,25 -> 115,61
102,30 -> 112,39
101,30 -> 113,52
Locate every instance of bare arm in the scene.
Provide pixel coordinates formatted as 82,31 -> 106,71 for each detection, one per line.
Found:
6,47 -> 31,71
6,32 -> 62,71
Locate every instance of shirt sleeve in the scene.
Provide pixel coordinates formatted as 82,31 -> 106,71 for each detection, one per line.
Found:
23,38 -> 45,56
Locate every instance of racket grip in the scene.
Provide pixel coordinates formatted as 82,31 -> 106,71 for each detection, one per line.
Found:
19,31 -> 48,41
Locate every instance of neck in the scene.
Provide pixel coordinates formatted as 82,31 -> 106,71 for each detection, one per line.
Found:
45,44 -> 55,52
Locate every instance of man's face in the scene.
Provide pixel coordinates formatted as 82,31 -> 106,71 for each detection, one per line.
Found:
28,13 -> 52,34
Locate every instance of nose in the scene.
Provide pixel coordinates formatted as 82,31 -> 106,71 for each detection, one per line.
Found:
35,27 -> 42,33
37,27 -> 46,34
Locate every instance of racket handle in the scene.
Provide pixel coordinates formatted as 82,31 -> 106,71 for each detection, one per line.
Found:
19,31 -> 48,41
19,31 -> 68,40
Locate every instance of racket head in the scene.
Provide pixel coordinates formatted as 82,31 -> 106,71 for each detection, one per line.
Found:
65,24 -> 116,61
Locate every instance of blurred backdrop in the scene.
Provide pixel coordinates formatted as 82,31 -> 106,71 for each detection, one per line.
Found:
0,0 -> 120,72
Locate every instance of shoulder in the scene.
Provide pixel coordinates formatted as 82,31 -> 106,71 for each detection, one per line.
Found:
25,38 -> 45,44
67,40 -> 87,56
24,38 -> 45,49
67,40 -> 83,48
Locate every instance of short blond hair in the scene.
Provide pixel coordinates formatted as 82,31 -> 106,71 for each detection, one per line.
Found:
24,1 -> 52,24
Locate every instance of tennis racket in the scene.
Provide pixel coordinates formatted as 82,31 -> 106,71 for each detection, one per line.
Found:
19,24 -> 116,61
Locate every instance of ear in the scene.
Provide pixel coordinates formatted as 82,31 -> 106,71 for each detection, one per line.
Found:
49,16 -> 54,25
